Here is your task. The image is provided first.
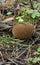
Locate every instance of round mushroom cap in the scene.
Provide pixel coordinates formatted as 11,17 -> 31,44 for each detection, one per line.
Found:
12,22 -> 34,39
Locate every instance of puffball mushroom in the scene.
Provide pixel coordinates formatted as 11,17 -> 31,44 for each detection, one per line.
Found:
12,22 -> 34,39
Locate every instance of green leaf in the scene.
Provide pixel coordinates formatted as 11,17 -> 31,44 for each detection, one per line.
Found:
31,13 -> 36,18
26,9 -> 33,14
33,51 -> 40,55
32,57 -> 40,63
33,2 -> 40,8
31,10 -> 40,18
18,18 -> 24,22
7,12 -> 12,16
16,16 -> 24,22
27,57 -> 33,62
37,47 -> 40,52
16,16 -> 24,19
36,13 -> 40,17
16,16 -> 21,19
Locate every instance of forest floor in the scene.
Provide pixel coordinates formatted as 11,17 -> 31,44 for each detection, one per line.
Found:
0,0 -> 40,65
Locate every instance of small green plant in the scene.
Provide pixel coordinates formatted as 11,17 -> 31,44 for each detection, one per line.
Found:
26,9 -> 40,18
16,6 -> 40,22
0,36 -> 14,43
33,1 -> 40,9
27,57 -> 40,64
33,47 -> 40,55
26,47 -> 40,64
16,16 -> 24,23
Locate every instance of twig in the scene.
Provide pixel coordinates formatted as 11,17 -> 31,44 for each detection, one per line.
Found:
16,49 -> 27,58
30,0 -> 34,9
0,51 -> 5,63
